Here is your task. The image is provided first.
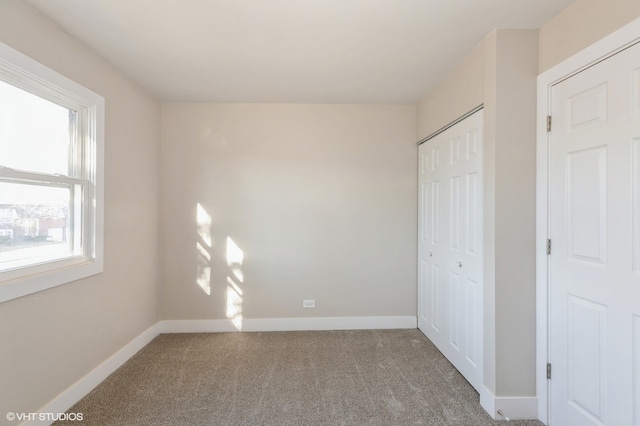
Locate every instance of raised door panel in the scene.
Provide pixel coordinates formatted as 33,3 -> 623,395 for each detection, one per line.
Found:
549,40 -> 640,426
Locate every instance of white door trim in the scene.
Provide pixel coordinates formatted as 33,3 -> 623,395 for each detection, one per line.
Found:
536,16 -> 640,425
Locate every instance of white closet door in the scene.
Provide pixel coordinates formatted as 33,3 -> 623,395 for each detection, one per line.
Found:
418,110 -> 483,391
548,40 -> 640,426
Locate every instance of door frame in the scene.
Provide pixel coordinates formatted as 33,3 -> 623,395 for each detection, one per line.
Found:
536,16 -> 640,424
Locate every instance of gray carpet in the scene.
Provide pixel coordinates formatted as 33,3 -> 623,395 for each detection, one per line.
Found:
56,329 -> 543,425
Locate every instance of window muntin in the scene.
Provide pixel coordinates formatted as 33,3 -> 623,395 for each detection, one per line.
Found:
0,42 -> 104,303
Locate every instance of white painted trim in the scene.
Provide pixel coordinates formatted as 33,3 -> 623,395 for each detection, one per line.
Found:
160,316 -> 417,333
536,16 -> 640,426
25,324 -> 160,425
19,316 -> 414,425
480,386 -> 538,421
536,62 -> 552,426
0,41 -> 105,304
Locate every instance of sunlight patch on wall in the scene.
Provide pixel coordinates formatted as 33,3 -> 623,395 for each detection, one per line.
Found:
227,276 -> 243,330
196,241 -> 211,295
196,203 -> 213,295
226,236 -> 244,282
226,236 -> 244,330
197,203 -> 212,247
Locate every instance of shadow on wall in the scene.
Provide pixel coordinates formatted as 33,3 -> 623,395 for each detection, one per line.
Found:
195,203 -> 244,330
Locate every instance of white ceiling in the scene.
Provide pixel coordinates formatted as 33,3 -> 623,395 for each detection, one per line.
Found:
26,0 -> 574,104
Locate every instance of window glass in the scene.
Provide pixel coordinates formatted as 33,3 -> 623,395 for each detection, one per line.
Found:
0,80 -> 73,176
0,182 -> 74,272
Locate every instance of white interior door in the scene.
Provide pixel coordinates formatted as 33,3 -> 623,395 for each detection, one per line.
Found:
418,110 -> 483,391
548,40 -> 640,426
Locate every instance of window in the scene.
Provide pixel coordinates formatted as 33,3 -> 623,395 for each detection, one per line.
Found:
0,42 -> 104,303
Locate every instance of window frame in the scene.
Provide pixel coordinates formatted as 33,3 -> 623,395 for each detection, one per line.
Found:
0,42 -> 104,303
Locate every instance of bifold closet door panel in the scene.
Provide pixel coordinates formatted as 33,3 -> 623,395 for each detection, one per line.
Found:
418,109 -> 483,392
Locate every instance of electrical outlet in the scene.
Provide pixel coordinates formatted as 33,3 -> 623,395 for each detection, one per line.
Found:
303,299 -> 315,308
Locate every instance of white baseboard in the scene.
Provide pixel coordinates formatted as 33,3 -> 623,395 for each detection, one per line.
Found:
480,386 -> 539,421
26,323 -> 160,425
159,316 -> 417,333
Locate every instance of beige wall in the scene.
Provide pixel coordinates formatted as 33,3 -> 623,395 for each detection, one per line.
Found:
539,0 -> 640,72
3,0 -> 638,418
416,29 -> 539,399
416,44 -> 484,141
160,103 -> 416,322
492,30 -> 539,396
0,0 -> 161,419
416,0 -> 640,405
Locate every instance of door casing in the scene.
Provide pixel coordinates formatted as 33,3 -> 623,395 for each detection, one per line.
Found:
536,16 -> 640,425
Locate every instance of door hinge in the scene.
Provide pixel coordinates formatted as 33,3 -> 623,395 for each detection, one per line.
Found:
547,363 -> 552,380
546,239 -> 552,255
546,115 -> 552,132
